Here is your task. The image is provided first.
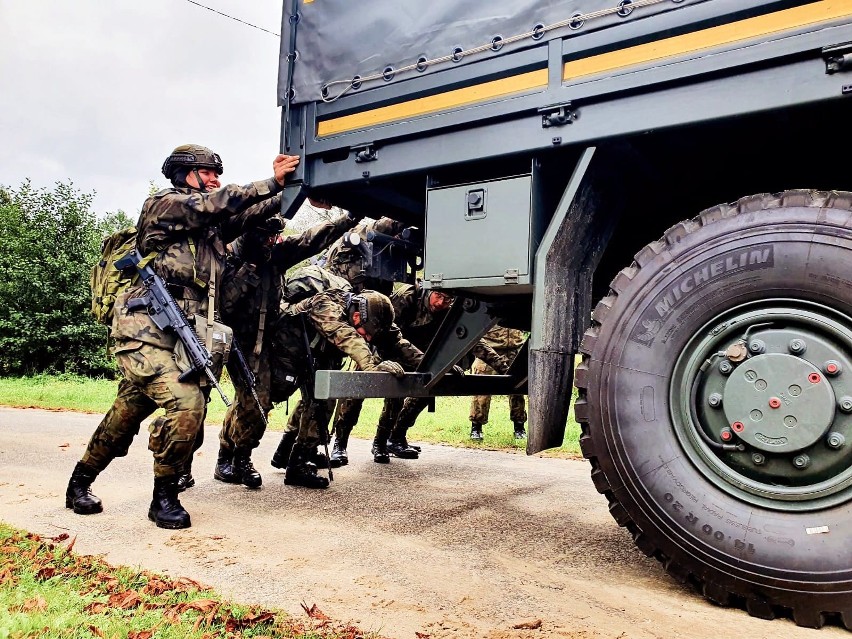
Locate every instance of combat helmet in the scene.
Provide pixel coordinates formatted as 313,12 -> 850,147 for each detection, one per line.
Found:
230,215 -> 286,263
349,290 -> 395,337
161,144 -> 223,189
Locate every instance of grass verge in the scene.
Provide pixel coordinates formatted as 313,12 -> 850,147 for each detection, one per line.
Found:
0,374 -> 581,457
0,521 -> 377,639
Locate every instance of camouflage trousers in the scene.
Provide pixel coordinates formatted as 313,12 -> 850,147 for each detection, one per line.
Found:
219,335 -> 273,452
334,396 -> 430,442
82,342 -> 212,479
469,357 -> 527,425
270,315 -> 340,448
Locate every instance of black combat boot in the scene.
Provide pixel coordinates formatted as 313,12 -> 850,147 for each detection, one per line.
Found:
213,445 -> 240,483
271,430 -> 297,469
284,443 -> 330,489
232,449 -> 262,489
176,460 -> 195,493
148,476 -> 191,529
330,425 -> 351,466
387,437 -> 419,459
65,462 -> 103,515
470,422 -> 483,441
371,435 -> 390,464
310,448 -> 342,469
513,422 -> 527,440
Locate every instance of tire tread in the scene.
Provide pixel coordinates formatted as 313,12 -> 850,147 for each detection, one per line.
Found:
573,189 -> 852,627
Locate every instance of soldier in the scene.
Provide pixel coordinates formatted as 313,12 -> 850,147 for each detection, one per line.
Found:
65,144 -> 298,529
321,217 -> 406,294
213,203 -> 359,489
469,326 -> 528,441
269,289 -> 423,487
331,283 -> 511,464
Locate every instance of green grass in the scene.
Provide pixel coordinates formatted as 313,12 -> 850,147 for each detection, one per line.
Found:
0,522 -> 372,638
0,374 -> 581,456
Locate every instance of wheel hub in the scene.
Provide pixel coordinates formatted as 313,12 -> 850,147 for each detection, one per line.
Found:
722,353 -> 835,454
671,301 -> 852,510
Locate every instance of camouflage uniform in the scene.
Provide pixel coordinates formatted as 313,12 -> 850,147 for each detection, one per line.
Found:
79,179 -> 284,481
218,213 -> 353,454
469,326 -> 528,426
333,284 -> 510,458
272,288 -> 423,449
322,217 -> 406,294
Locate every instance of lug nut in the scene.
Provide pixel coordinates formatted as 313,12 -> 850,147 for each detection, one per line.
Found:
808,372 -> 822,384
748,339 -> 766,354
793,454 -> 811,470
731,421 -> 745,433
824,360 -> 842,376
719,428 -> 734,442
719,361 -> 733,375
708,393 -> 723,408
768,397 -> 781,409
827,432 -> 846,450
839,396 -> 852,413
751,452 -> 766,466
788,339 -> 806,354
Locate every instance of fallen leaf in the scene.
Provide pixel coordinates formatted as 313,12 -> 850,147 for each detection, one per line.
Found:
182,599 -> 219,614
127,632 -> 153,639
173,576 -> 206,592
21,597 -> 47,612
66,535 -> 77,553
35,567 -> 56,581
85,602 -> 108,614
512,618 -> 542,630
142,577 -> 171,596
59,443 -> 70,448
300,602 -> 329,620
107,590 -> 143,610
88,625 -> 105,638
50,533 -> 70,543
415,633 -> 431,639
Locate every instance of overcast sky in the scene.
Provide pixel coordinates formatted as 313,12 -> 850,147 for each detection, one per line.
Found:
0,0 -> 285,217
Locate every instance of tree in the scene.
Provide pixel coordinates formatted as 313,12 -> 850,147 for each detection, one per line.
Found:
0,181 -> 131,376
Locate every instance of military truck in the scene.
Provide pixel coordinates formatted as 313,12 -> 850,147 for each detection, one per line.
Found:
276,0 -> 852,628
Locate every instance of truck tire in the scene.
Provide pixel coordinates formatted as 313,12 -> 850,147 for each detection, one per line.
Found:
575,190 -> 852,628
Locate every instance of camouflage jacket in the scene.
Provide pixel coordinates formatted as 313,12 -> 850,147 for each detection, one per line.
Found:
219,213 -> 353,348
322,217 -> 406,291
112,178 -> 282,350
289,289 -> 422,370
392,284 -> 510,373
481,326 -> 527,355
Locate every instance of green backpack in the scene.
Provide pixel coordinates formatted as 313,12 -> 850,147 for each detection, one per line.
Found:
90,226 -> 140,326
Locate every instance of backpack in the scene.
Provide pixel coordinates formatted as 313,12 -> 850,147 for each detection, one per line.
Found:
90,226 -> 140,326
283,264 -> 351,304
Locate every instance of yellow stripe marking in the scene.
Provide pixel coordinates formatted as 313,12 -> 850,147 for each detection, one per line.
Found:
564,0 -> 852,80
317,69 -> 548,137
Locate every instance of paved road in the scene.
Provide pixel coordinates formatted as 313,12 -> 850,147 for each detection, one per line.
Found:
0,407 -> 842,639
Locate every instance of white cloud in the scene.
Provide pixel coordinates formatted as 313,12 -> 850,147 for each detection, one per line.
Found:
0,0 -> 284,216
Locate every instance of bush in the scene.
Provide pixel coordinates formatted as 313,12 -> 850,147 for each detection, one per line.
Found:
0,181 -> 132,376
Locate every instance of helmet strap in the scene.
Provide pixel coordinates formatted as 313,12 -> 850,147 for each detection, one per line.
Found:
191,168 -> 207,193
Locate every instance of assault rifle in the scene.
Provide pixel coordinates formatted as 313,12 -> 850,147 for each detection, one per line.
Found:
115,249 -> 231,406
227,337 -> 268,428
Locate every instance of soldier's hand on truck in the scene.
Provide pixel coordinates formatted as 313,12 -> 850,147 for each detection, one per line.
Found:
450,364 -> 465,376
273,154 -> 300,185
374,360 -> 406,378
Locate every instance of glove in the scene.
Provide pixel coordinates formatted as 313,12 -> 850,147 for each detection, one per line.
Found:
450,364 -> 465,376
375,360 -> 406,378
